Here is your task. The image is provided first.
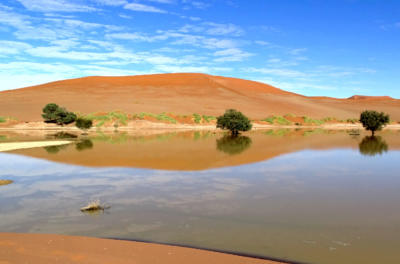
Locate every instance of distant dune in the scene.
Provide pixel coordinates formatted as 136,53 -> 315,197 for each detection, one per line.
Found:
0,73 -> 399,121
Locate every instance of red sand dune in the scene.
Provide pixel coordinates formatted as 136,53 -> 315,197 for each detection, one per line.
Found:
0,73 -> 399,121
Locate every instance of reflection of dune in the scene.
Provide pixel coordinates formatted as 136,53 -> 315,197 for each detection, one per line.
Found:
6,130 -> 400,170
0,73 -> 399,122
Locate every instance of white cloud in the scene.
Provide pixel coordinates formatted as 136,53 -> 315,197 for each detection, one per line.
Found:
0,40 -> 32,56
213,48 -> 252,62
204,22 -> 243,36
124,3 -> 167,13
247,67 -> 306,78
15,0 -> 98,12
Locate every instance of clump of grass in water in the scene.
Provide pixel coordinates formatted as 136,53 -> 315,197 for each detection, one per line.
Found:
0,179 -> 13,186
80,199 -> 110,212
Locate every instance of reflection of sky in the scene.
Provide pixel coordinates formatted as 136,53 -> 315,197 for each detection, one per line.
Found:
0,150 -> 400,264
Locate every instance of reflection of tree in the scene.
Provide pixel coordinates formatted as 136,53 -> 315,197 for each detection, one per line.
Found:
75,139 -> 94,152
359,136 -> 388,156
216,135 -> 252,155
47,132 -> 78,140
43,144 -> 69,154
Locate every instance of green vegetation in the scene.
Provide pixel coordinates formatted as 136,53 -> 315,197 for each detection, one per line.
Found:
76,117 -> 93,133
42,103 -> 77,126
262,115 -> 292,125
0,117 -> 6,123
85,111 -> 129,127
202,115 -> 216,123
264,129 -> 291,137
303,116 -> 325,125
217,109 -> 252,135
216,135 -> 252,155
137,112 -> 177,124
360,110 -> 390,136
346,118 -> 358,124
193,113 -> 202,123
359,136 -> 388,156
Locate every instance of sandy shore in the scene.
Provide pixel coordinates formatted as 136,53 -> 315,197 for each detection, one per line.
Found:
0,233 -> 285,264
0,141 -> 71,152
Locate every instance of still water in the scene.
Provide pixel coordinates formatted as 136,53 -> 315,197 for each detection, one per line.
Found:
0,129 -> 399,264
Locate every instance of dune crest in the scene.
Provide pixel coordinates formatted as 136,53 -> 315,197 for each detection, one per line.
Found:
0,73 -> 399,121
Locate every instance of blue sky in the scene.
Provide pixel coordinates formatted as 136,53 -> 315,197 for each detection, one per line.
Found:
0,0 -> 399,98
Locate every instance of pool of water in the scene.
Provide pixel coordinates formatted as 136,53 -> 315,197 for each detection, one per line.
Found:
0,129 -> 399,264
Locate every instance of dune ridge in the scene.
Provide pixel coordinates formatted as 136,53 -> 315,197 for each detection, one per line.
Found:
0,73 -> 399,122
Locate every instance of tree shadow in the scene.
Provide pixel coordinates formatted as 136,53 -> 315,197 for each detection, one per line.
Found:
359,136 -> 388,156
216,134 -> 252,155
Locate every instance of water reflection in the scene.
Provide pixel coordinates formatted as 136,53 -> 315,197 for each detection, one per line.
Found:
47,132 -> 78,139
216,135 -> 252,155
359,136 -> 389,156
75,139 -> 94,152
43,144 -> 69,154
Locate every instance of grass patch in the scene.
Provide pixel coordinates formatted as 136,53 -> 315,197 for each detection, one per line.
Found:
138,112 -> 177,123
303,116 -> 325,125
85,111 -> 128,127
202,115 -> 216,123
262,116 -> 292,125
0,117 -> 6,123
346,118 -> 358,124
193,113 -> 202,123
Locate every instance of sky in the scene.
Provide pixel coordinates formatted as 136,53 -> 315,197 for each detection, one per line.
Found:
0,0 -> 399,98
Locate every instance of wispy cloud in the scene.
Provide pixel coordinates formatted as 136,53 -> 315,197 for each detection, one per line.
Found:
15,0 -> 98,12
124,3 -> 167,13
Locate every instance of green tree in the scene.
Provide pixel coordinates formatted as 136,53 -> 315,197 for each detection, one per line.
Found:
42,103 -> 77,126
359,136 -> 388,156
216,109 -> 252,135
359,110 -> 390,136
75,117 -> 93,134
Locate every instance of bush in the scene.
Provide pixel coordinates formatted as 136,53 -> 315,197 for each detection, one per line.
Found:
76,117 -> 93,132
360,110 -> 390,136
42,103 -> 76,126
216,109 -> 252,135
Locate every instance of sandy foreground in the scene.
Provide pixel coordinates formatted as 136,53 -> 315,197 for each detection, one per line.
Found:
0,233 -> 285,264
0,141 -> 71,152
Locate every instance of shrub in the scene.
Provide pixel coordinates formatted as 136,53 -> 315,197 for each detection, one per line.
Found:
360,110 -> 390,136
216,109 -> 252,135
42,103 -> 76,126
76,117 -> 93,133
202,115 -> 216,123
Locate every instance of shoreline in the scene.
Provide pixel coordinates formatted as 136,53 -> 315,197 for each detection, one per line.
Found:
1,120 -> 400,132
0,233 -> 288,264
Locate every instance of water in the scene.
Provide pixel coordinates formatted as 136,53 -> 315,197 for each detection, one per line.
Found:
0,129 -> 399,264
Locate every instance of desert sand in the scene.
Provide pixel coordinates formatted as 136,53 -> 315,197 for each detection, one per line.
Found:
0,73 -> 399,122
0,233 -> 284,264
0,141 -> 71,152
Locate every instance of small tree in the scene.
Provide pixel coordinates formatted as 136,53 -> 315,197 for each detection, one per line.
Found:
75,117 -> 93,134
359,110 -> 390,136
216,109 -> 252,135
42,103 -> 76,126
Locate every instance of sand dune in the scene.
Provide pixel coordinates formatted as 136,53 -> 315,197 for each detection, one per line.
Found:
0,233 -> 283,264
0,73 -> 399,121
